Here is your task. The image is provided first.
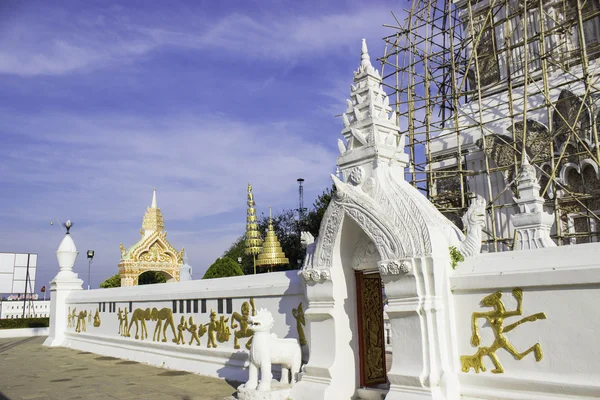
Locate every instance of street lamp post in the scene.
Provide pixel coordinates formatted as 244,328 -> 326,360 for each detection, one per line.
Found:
87,250 -> 95,290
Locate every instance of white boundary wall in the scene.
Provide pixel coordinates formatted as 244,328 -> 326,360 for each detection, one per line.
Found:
59,271 -> 305,382
452,242 -> 600,400
0,327 -> 49,338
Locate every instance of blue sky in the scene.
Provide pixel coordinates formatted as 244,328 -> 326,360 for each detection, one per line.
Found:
0,0 -> 404,290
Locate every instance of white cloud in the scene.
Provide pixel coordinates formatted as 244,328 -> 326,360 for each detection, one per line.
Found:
0,4 -> 400,76
0,110 -> 336,223
0,109 -> 338,288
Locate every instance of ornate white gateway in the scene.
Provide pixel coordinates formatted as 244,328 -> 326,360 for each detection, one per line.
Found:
291,40 -> 485,400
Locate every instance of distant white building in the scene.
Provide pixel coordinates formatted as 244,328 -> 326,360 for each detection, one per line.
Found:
1,300 -> 51,319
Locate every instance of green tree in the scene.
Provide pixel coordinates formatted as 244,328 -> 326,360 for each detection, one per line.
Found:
203,257 -> 244,279
99,271 -> 168,288
138,271 -> 168,285
303,186 -> 335,237
222,236 -> 256,275
99,273 -> 121,288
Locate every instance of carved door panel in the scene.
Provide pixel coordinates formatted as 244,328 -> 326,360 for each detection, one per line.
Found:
355,271 -> 387,386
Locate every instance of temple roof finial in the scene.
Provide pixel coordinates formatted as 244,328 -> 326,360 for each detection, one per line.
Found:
151,188 -> 157,208
361,38 -> 372,68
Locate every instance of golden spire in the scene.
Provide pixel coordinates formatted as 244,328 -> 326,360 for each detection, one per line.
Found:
245,183 -> 262,256
256,207 -> 289,269
142,188 -> 165,233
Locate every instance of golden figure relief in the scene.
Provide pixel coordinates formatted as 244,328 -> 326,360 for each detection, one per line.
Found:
151,307 -> 178,343
217,315 -> 231,343
93,308 -> 101,327
292,302 -> 307,346
175,316 -> 188,345
231,298 -> 256,350
88,310 -> 92,324
127,308 -> 152,340
206,310 -> 230,348
123,309 -> 129,336
67,307 -> 74,328
76,310 -> 87,333
461,288 -> 547,374
118,308 -> 124,335
187,316 -> 207,346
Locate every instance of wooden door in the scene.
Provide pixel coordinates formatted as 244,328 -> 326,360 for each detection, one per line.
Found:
355,271 -> 387,386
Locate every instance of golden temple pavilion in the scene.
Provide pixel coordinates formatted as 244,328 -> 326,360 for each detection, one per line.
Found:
118,189 -> 184,286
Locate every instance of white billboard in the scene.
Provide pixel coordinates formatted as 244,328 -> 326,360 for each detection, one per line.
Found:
0,253 -> 37,294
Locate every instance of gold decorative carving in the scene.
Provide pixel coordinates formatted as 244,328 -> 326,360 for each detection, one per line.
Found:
150,307 -> 177,343
120,243 -> 126,257
363,276 -> 385,382
187,316 -> 207,346
67,307 -> 75,328
461,288 -> 547,374
175,316 -> 188,345
206,310 -> 230,348
292,302 -> 307,346
127,308 -> 152,340
118,308 -> 124,335
93,308 -> 101,327
139,243 -> 172,263
231,298 -> 256,349
76,310 -> 87,333
88,310 -> 92,324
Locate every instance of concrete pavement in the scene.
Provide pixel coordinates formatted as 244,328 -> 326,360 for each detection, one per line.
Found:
0,337 -> 240,400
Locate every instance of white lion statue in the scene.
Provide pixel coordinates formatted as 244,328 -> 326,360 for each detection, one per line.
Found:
300,231 -> 317,269
245,308 -> 301,392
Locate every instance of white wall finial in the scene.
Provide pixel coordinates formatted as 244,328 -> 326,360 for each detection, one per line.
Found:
151,188 -> 157,208
360,38 -> 373,70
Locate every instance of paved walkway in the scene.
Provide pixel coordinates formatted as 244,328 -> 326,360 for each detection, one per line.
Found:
0,337 -> 240,400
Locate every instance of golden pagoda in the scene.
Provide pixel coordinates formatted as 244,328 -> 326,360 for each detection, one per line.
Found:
244,183 -> 263,274
256,207 -> 289,272
117,189 -> 184,286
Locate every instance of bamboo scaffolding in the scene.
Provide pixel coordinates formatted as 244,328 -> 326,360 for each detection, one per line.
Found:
379,0 -> 600,248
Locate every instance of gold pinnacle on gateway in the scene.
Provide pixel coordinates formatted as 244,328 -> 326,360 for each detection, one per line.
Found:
244,183 -> 263,274
256,207 -> 289,271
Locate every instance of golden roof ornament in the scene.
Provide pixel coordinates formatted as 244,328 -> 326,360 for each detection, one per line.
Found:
142,188 -> 165,233
256,207 -> 289,270
245,183 -> 263,256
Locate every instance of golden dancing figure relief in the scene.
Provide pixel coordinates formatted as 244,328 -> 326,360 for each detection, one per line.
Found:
67,307 -> 75,328
231,298 -> 256,349
127,308 -> 152,340
118,308 -> 124,335
151,307 -> 177,343
292,302 -> 307,346
206,310 -> 230,348
187,316 -> 207,346
123,309 -> 129,336
461,288 -> 547,374
175,316 -> 188,345
216,315 -> 231,343
76,310 -> 87,333
93,308 -> 101,327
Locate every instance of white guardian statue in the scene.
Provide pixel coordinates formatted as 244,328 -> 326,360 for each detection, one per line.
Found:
238,308 -> 301,400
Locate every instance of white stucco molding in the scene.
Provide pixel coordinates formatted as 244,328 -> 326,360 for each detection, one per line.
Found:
299,269 -> 331,283
378,259 -> 413,275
